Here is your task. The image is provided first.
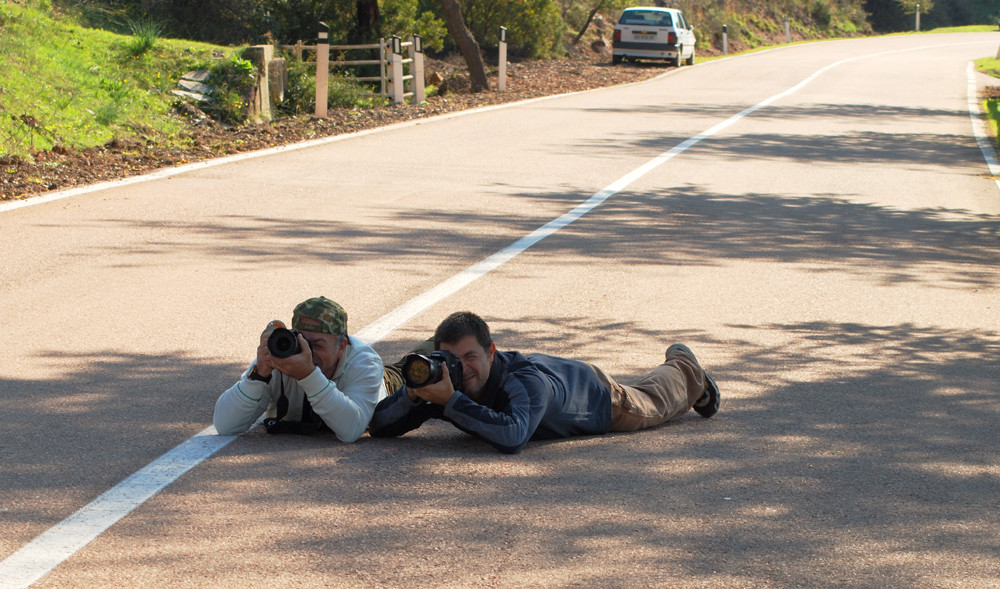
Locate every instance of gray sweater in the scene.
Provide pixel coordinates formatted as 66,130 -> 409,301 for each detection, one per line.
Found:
369,350 -> 613,453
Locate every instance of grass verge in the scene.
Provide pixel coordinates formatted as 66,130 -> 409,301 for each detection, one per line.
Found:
0,1 -> 231,158
975,57 -> 1000,150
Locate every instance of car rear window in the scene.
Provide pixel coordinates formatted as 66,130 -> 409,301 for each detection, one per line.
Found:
619,10 -> 673,27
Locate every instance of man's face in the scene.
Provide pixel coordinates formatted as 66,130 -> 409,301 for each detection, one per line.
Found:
301,331 -> 347,379
440,334 -> 494,399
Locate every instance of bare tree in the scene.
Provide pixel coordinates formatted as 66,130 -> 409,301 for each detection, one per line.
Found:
438,0 -> 490,92
574,0 -> 607,43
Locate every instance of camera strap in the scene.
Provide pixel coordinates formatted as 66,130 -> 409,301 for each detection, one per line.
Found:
263,376 -> 327,435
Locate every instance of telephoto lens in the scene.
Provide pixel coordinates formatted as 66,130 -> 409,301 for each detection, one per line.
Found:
401,350 -> 463,390
267,327 -> 303,359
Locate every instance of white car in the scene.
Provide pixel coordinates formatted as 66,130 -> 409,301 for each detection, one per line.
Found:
612,7 -> 696,67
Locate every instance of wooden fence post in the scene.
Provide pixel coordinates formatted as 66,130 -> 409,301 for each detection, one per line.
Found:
315,22 -> 330,118
498,27 -> 507,92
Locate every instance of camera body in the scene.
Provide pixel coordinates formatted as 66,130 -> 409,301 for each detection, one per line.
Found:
402,350 -> 464,391
267,327 -> 313,359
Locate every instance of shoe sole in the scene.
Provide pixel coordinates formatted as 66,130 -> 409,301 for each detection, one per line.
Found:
694,373 -> 720,418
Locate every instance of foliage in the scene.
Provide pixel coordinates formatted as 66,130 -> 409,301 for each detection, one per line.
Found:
985,96 -> 1000,148
896,0 -> 935,14
459,0 -> 568,58
381,0 -> 449,51
328,73 -> 384,108
555,0 -> 631,39
123,15 -> 164,57
274,51 -> 317,115
204,53 -> 257,125
865,0 -> 999,31
977,57 -> 1000,147
1,0 -> 225,158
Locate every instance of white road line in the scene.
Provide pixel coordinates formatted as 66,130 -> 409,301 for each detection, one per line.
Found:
966,61 -> 1000,190
0,40 -> 990,588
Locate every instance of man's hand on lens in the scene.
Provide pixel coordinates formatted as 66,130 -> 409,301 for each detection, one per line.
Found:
269,332 -> 316,381
254,320 -> 284,378
412,364 -> 457,405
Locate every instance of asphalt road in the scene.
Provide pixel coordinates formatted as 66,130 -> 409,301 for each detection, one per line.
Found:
2,32 -> 999,588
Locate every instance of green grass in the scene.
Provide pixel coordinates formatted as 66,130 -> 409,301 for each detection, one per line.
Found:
974,56 -> 1000,79
927,24 -> 998,33
0,1 -> 232,158
975,57 -> 1000,150
984,96 -> 1000,140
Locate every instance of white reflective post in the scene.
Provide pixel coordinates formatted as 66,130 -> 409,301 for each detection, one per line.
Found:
915,4 -> 921,31
785,17 -> 790,43
498,26 -> 507,92
314,22 -> 329,118
722,24 -> 728,56
411,34 -> 425,104
390,35 -> 404,105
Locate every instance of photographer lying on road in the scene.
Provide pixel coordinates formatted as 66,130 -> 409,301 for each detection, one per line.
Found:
369,311 -> 720,454
213,296 -> 387,442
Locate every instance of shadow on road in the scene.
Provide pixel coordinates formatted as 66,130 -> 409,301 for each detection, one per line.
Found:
3,157 -> 999,584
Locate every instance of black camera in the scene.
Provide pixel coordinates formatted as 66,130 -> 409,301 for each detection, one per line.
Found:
267,327 -> 313,359
402,350 -> 464,391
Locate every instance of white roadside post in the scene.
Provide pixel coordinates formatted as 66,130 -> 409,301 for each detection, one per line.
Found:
785,17 -> 791,43
498,26 -> 508,92
410,34 -> 425,104
390,35 -> 404,105
916,4 -> 921,32
722,24 -> 728,56
314,22 -> 329,118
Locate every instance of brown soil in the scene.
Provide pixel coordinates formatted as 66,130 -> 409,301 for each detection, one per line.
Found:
0,51 -> 671,202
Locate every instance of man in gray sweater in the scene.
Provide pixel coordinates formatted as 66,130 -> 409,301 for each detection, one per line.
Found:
214,296 -> 386,442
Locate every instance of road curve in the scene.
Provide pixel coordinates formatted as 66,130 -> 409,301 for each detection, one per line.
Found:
2,32 -> 998,588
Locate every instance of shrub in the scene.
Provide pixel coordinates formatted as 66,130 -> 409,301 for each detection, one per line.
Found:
459,0 -> 567,58
275,50 -> 315,115
328,73 -> 379,108
124,15 -> 163,56
205,53 -> 256,124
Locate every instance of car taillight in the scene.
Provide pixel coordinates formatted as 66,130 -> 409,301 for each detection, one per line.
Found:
614,30 -> 621,42
668,32 -> 677,44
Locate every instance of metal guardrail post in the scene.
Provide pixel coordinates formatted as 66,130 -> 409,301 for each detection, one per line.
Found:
314,22 -> 329,118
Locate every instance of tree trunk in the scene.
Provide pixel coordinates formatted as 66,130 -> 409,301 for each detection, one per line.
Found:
574,0 -> 607,43
438,0 -> 490,92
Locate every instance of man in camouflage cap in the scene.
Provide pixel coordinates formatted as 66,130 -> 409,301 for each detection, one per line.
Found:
292,296 -> 348,336
214,296 -> 386,442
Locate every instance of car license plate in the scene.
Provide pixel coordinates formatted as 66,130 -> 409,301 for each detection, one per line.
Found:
633,33 -> 655,40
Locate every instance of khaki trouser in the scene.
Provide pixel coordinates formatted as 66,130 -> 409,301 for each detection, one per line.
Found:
591,344 -> 707,432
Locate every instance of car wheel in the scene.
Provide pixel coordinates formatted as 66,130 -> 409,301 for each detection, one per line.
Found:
672,46 -> 683,67
612,54 -> 622,65
686,48 -> 695,66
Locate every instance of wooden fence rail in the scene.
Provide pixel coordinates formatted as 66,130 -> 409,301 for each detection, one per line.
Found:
280,35 -> 422,108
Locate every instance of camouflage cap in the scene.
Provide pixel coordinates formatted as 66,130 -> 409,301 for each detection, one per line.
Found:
291,296 -> 348,336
